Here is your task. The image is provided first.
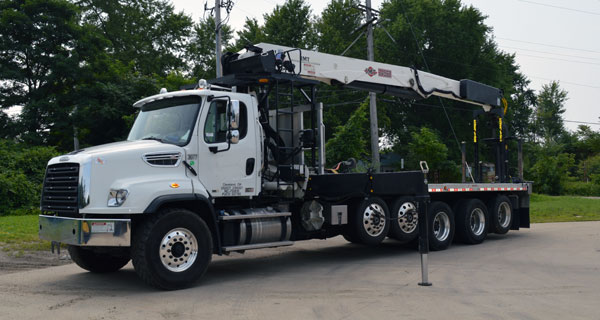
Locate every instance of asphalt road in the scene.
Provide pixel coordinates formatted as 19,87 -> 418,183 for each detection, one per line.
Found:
0,221 -> 599,320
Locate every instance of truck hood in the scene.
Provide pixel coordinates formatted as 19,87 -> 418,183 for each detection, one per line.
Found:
72,140 -> 182,157
46,139 -> 192,215
48,139 -> 185,168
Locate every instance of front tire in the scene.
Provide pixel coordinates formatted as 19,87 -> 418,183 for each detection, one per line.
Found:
68,245 -> 130,273
132,208 -> 213,290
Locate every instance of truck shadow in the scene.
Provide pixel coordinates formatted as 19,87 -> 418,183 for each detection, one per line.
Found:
201,239 -> 418,286
47,233 -> 527,292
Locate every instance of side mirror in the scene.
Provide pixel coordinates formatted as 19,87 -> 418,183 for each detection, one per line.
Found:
229,100 -> 240,129
230,130 -> 239,144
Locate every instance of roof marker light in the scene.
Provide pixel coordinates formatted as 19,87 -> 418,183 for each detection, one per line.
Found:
198,79 -> 210,90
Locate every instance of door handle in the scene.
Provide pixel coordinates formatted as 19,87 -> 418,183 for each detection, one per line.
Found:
246,158 -> 255,175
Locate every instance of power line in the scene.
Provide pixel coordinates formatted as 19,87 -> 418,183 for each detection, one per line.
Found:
528,76 -> 600,89
564,120 -> 600,126
374,41 -> 600,89
517,0 -> 600,16
517,53 -> 600,66
497,37 -> 600,55
498,45 -> 600,61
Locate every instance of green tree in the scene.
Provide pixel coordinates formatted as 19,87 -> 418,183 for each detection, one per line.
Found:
77,0 -> 194,76
71,0 -> 198,148
505,73 -> 536,140
325,100 -> 370,165
233,17 -> 265,50
0,0 -> 95,147
375,0 -> 522,163
531,152 -> 575,195
315,0 -> 365,139
0,140 -> 59,215
315,0 -> 363,58
406,127 -> 449,171
187,16 -> 234,80
263,0 -> 317,49
535,81 -> 567,143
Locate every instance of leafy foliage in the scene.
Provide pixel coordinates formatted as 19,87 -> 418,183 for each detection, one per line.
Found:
0,140 -> 59,215
407,127 -> 448,170
262,0 -> 317,49
325,100 -> 370,166
530,152 -> 575,195
233,17 -> 266,51
535,81 -> 568,143
187,16 -> 233,80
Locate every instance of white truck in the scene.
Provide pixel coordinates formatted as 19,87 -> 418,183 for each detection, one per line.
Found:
39,44 -> 531,289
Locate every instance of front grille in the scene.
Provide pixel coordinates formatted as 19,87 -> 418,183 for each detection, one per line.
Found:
41,163 -> 80,214
143,152 -> 182,167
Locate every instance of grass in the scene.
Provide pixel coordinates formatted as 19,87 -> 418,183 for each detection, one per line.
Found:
0,194 -> 598,252
0,214 -> 50,254
530,193 -> 600,223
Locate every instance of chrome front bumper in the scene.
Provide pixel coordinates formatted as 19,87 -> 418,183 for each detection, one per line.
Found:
39,215 -> 131,246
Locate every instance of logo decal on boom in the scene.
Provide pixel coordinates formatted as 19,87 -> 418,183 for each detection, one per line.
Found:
364,66 -> 377,77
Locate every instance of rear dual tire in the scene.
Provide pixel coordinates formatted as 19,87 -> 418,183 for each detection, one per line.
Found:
427,201 -> 455,251
344,197 -> 390,246
488,195 -> 513,234
389,197 -> 419,243
455,199 -> 489,244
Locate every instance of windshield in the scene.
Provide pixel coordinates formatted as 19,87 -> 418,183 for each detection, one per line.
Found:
128,96 -> 202,146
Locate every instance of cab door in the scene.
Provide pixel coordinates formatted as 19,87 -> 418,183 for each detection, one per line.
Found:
196,95 -> 259,197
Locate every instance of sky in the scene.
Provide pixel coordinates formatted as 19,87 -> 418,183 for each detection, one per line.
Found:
172,0 -> 600,131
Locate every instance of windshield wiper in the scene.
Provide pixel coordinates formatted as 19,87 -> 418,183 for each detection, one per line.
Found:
142,136 -> 165,143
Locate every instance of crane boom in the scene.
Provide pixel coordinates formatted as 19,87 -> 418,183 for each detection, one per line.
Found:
222,43 -> 502,111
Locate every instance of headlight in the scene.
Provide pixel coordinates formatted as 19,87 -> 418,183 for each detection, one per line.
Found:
107,189 -> 129,207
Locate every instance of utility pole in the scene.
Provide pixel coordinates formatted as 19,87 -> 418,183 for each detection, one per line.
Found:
366,0 -> 380,172
215,0 -> 223,77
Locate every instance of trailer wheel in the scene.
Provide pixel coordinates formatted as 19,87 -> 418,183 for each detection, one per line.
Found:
68,246 -> 130,273
389,197 -> 419,242
352,197 -> 390,246
456,199 -> 489,244
488,196 -> 513,234
427,201 -> 455,251
132,208 -> 213,290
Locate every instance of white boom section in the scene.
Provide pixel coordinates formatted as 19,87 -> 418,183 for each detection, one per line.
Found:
253,43 -> 496,110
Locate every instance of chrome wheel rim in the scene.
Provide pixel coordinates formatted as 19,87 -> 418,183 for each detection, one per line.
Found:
363,203 -> 386,237
433,212 -> 450,241
397,202 -> 418,234
498,202 -> 512,228
159,228 -> 198,272
470,208 -> 486,236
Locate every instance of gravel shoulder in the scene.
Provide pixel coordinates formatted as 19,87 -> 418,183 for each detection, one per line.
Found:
0,248 -> 71,275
